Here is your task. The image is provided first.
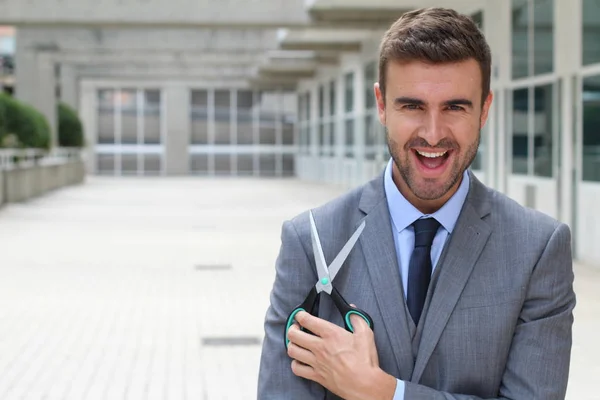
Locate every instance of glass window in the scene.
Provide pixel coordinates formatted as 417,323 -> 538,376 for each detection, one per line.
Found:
237,90 -> 255,145
365,114 -> 376,160
583,75 -> 600,182
190,154 -> 209,173
120,153 -> 137,175
318,85 -> 325,154
259,154 -> 276,176
512,88 -> 529,174
318,85 -> 325,118
143,154 -> 161,175
306,91 -> 312,122
298,93 -> 305,122
191,90 -> 209,145
512,0 -> 529,80
329,80 -> 336,117
97,89 -> 115,144
237,155 -> 254,175
214,154 -> 231,175
96,153 -> 115,174
511,0 -> 554,79
533,0 -> 553,75
282,118 -> 294,145
364,62 -> 376,110
345,118 -> 354,158
143,90 -> 161,144
583,0 -> 600,66
472,123 -> 485,171
328,120 -> 335,155
259,91 -> 277,145
319,122 -> 326,152
282,154 -> 295,176
533,84 -> 553,177
120,89 -> 138,145
344,72 -> 354,113
214,90 -> 231,145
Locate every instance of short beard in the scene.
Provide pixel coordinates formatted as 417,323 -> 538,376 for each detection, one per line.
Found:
386,128 -> 480,201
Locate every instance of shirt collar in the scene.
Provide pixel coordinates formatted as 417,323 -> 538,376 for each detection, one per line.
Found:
383,158 -> 470,234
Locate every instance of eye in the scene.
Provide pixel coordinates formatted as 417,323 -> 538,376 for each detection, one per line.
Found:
447,105 -> 465,111
403,104 -> 421,110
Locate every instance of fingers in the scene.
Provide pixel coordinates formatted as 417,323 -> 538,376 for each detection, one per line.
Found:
287,321 -> 320,351
294,310 -> 332,337
347,304 -> 371,334
287,341 -> 317,366
291,359 -> 321,385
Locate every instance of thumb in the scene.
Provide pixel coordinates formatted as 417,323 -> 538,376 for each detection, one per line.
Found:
348,304 -> 368,333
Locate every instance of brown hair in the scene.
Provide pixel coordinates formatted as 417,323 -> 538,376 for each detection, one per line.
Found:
378,7 -> 491,106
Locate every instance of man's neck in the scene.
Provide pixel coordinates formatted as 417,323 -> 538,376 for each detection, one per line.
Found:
391,164 -> 462,215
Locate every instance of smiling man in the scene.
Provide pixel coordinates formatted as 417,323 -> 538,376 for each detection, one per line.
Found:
258,7 -> 575,400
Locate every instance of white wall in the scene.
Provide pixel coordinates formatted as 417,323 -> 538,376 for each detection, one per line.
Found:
508,175 -> 558,219
576,182 -> 600,266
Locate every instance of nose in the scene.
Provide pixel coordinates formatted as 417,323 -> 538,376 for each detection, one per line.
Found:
420,111 -> 447,147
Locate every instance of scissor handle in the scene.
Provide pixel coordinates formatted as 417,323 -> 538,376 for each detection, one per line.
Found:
285,286 -> 319,349
330,286 -> 374,333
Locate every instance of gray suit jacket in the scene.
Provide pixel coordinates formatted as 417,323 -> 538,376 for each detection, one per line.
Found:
258,170 -> 576,399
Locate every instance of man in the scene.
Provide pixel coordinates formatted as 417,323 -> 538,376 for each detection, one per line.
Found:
258,7 -> 575,400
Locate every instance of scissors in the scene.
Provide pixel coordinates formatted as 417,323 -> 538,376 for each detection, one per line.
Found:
285,210 -> 374,349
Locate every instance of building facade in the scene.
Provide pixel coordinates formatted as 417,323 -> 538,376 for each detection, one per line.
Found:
1,0 -> 599,264
295,0 -> 600,266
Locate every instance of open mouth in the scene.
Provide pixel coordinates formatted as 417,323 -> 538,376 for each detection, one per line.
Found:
413,149 -> 451,172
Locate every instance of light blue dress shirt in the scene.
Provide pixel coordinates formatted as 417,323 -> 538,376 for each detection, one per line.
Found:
382,158 -> 470,400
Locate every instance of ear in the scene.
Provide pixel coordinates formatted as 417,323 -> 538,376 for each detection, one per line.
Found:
374,82 -> 386,126
480,90 -> 494,128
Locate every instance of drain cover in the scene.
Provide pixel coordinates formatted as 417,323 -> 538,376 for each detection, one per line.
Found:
202,336 -> 262,347
194,264 -> 232,271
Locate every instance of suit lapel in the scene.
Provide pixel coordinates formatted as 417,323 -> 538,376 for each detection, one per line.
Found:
358,173 -> 415,380
411,171 -> 492,382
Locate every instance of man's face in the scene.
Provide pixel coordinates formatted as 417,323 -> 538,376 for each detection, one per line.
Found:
375,58 -> 492,206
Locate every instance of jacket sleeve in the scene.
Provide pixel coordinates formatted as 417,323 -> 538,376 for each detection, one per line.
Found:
257,217 -> 326,399
403,222 -> 576,400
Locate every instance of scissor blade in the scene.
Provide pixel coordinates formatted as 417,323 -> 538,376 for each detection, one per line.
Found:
328,220 -> 366,282
309,211 -> 330,286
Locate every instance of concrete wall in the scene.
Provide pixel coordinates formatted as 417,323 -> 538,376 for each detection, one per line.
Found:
0,0 -> 309,27
1,160 -> 86,205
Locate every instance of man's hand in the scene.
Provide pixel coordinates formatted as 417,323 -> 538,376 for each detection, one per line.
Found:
286,310 -> 397,400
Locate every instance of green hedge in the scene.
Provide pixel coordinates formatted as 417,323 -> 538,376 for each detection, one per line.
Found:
58,102 -> 85,147
0,93 -> 51,149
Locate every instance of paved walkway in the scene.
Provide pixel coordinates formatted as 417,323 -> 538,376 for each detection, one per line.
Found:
0,177 -> 597,400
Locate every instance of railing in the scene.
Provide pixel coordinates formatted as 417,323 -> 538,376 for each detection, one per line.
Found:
0,148 -> 83,170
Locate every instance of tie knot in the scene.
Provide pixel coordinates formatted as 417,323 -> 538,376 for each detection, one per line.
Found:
413,218 -> 440,248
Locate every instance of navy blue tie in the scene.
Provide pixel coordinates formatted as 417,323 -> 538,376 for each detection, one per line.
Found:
407,218 -> 440,325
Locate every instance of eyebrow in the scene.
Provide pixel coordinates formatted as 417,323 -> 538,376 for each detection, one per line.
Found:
393,97 -> 474,108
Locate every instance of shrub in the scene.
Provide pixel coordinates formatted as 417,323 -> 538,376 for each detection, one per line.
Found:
58,102 -> 85,148
0,93 -> 50,149
0,94 -> 5,139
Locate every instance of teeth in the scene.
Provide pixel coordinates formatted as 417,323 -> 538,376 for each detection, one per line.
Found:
416,150 -> 447,158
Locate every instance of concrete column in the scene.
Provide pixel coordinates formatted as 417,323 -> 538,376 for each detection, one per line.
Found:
555,0 -> 582,236
164,82 -> 190,175
36,54 -> 58,148
14,42 -> 38,105
354,61 -> 366,184
484,0 -> 511,193
15,45 -> 58,148
79,81 -> 97,174
60,63 -> 79,111
309,84 -> 319,158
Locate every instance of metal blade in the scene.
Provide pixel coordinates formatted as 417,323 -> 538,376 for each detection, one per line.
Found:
309,211 -> 330,292
328,220 -> 366,282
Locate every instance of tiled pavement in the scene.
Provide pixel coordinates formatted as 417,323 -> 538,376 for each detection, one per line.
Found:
0,177 -> 597,400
